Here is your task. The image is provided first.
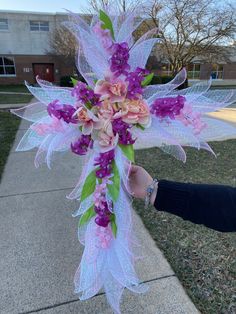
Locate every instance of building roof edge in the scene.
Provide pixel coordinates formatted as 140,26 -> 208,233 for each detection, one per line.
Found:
0,9 -> 84,15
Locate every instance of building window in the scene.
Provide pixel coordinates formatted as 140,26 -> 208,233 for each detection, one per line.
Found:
0,56 -> 16,76
187,64 -> 201,79
211,64 -> 223,79
161,63 -> 173,76
30,21 -> 49,31
0,19 -> 8,30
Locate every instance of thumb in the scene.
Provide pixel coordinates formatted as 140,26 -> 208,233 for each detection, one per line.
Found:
129,165 -> 139,176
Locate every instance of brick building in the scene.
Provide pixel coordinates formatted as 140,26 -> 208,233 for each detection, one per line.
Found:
0,10 -> 75,85
0,10 -> 236,85
149,46 -> 236,81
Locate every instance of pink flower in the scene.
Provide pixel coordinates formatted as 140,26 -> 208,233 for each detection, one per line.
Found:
93,181 -> 107,207
98,99 -> 115,120
31,116 -> 65,135
114,99 -> 150,126
176,104 -> 207,135
93,22 -> 113,52
76,107 -> 102,135
95,225 -> 113,249
94,79 -> 128,103
97,120 -> 119,151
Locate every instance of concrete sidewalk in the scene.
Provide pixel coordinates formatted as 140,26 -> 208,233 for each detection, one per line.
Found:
0,92 -> 31,95
0,103 -> 30,110
0,119 -> 199,314
207,108 -> 236,126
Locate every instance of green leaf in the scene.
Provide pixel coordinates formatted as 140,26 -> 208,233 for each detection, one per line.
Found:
110,214 -> 117,238
141,73 -> 154,87
71,77 -> 78,87
107,160 -> 120,202
118,143 -> 135,162
79,205 -> 96,226
85,102 -> 92,110
99,9 -> 115,40
136,123 -> 145,131
80,170 -> 96,202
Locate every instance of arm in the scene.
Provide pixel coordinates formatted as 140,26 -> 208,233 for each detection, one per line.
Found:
129,165 -> 236,232
155,180 -> 236,232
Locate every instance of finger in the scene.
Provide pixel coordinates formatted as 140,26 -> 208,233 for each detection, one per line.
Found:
129,190 -> 135,197
130,165 -> 139,174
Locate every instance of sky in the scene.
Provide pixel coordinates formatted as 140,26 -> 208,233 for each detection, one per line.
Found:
0,0 -> 88,13
0,0 -> 234,13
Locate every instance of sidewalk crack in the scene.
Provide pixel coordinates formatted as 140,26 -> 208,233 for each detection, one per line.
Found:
18,274 -> 176,314
0,187 -> 74,199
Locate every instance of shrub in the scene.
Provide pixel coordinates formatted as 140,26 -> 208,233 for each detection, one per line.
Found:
151,75 -> 174,85
177,78 -> 188,90
60,74 -> 85,87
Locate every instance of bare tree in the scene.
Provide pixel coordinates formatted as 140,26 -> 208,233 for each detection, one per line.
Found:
49,0 -> 236,80
50,26 -> 78,63
88,0 -> 109,12
48,14 -> 94,70
147,0 -> 236,74
48,25 -> 78,70
87,0 -> 143,13
144,0 -> 161,28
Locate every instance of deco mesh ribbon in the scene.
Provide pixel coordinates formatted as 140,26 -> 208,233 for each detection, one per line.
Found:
11,4 -> 236,313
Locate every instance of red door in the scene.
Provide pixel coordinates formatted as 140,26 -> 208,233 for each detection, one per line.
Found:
33,63 -> 54,82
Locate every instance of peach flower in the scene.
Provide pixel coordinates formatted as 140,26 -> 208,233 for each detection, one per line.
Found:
114,99 -> 150,126
97,120 -> 118,151
98,99 -> 114,120
94,79 -> 128,103
76,107 -> 102,135
98,99 -> 125,120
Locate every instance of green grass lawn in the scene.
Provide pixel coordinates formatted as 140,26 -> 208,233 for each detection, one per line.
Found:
0,84 -> 29,93
0,85 -> 32,104
0,94 -> 33,105
134,142 -> 236,314
0,110 -> 21,181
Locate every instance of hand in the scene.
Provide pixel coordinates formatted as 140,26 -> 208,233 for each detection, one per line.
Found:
128,165 -> 158,205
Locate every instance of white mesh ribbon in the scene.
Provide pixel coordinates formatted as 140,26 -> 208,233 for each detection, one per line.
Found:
11,100 -> 81,168
73,149 -> 148,314
11,3 -> 236,314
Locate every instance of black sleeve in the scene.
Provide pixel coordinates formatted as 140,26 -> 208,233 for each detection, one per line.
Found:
154,180 -> 236,232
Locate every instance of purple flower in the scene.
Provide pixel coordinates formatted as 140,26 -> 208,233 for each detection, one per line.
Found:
47,100 -> 62,119
95,201 -> 112,227
94,150 -> 115,168
119,131 -> 135,145
112,118 -> 135,145
135,67 -> 150,77
60,104 -> 78,123
47,100 -> 77,124
94,201 -> 110,216
93,182 -> 113,228
150,96 -> 186,120
95,214 -> 110,227
125,67 -> 150,100
95,166 -> 112,178
94,150 -> 115,178
72,81 -> 101,107
71,135 -> 93,155
110,42 -> 130,77
93,150 -> 115,226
